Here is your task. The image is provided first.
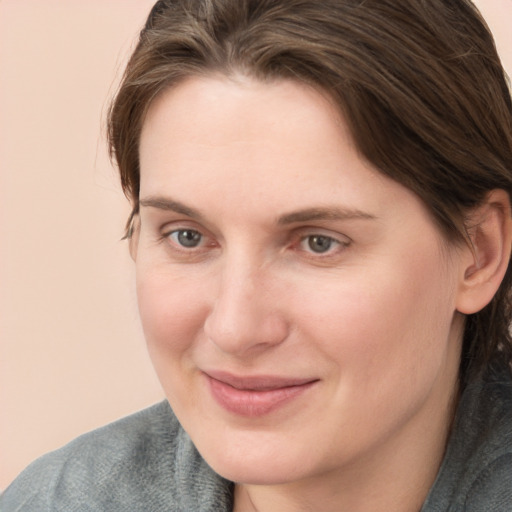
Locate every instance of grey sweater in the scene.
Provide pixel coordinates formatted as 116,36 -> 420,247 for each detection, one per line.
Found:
2,369 -> 511,511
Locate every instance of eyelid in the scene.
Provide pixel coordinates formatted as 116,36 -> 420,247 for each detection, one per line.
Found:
295,226 -> 351,244
160,219 -> 206,238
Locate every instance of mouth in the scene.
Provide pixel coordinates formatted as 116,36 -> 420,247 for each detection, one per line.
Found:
203,370 -> 319,417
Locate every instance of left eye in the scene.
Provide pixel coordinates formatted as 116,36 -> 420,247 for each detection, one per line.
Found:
301,234 -> 340,254
168,229 -> 203,248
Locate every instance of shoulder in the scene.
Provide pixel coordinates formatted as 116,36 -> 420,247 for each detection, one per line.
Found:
462,374 -> 512,511
1,401 -> 232,512
423,369 -> 512,511
464,452 -> 512,511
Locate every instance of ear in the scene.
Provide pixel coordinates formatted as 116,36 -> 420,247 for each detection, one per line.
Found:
456,189 -> 512,315
128,215 -> 140,261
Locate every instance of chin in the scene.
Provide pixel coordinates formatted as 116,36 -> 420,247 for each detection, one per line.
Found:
213,460 -> 304,486
198,436 -> 315,485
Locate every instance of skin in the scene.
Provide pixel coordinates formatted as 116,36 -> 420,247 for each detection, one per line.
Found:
135,75 -> 474,511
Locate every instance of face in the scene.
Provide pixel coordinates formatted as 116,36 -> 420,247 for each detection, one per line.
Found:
136,76 -> 466,486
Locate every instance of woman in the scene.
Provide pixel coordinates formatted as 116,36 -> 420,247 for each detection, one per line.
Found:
2,0 -> 511,510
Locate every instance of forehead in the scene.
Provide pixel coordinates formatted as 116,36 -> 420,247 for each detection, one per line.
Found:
138,75 -> 433,232
140,76 -> 372,186
140,75 -> 346,161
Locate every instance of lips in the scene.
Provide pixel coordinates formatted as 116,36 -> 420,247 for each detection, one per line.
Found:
204,370 -> 318,417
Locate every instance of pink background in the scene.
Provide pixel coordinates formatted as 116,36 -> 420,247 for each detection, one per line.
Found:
1,0 -> 511,489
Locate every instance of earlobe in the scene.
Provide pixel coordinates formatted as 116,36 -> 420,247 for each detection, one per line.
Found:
456,189 -> 512,315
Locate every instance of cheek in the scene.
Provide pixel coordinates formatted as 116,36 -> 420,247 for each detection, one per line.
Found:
136,268 -> 207,360
297,251 -> 458,384
135,267 -> 212,416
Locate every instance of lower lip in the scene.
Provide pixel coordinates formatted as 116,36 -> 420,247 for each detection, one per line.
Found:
206,376 -> 317,417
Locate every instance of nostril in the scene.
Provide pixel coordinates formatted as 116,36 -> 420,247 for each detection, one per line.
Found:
204,303 -> 289,356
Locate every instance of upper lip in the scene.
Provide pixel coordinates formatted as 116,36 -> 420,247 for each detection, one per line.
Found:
203,370 -> 318,391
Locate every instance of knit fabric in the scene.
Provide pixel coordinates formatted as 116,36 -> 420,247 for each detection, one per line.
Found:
421,368 -> 512,511
1,404 -> 233,512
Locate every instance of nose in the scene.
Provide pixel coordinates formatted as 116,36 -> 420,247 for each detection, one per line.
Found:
203,262 -> 289,357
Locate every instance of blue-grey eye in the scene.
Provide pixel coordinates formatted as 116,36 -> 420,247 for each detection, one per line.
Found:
171,229 -> 203,248
307,235 -> 336,253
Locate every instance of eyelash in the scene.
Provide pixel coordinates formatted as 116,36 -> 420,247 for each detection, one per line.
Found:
161,227 -> 350,259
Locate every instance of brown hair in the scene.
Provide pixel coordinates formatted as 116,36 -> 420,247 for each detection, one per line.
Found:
108,0 -> 512,382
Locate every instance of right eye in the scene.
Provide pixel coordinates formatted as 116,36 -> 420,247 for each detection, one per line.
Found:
167,229 -> 204,248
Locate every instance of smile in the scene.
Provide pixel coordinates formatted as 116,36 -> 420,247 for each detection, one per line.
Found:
204,371 -> 319,417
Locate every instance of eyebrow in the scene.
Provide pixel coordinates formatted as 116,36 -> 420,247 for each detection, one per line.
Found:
139,196 -> 377,224
139,196 -> 204,220
277,207 -> 376,225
